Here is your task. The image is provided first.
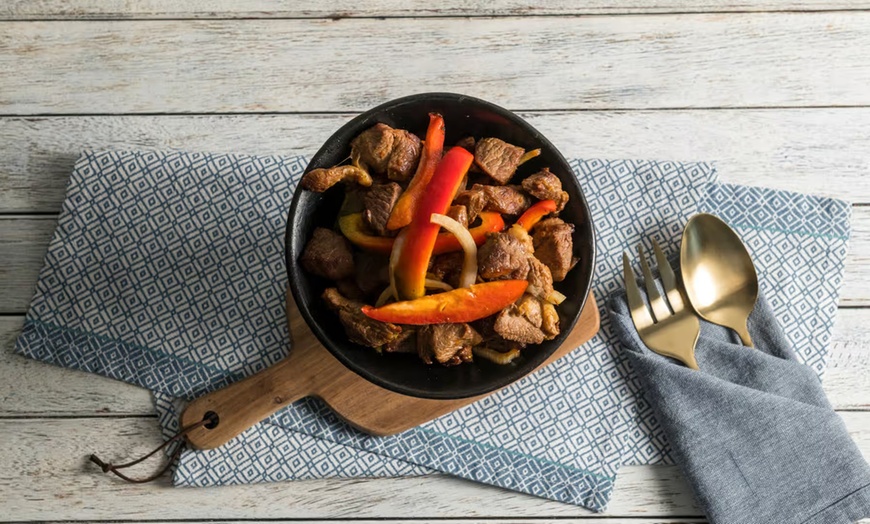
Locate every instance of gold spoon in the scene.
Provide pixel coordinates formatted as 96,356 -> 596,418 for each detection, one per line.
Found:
680,213 -> 759,347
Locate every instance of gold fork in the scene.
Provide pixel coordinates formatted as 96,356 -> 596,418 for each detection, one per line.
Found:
623,240 -> 700,370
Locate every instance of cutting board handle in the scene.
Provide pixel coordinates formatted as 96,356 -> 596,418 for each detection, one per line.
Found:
181,353 -> 310,450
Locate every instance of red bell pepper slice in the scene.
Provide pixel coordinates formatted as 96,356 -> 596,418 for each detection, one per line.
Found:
339,211 -> 505,256
516,199 -> 557,231
393,146 -> 474,300
361,280 -> 529,324
386,113 -> 446,231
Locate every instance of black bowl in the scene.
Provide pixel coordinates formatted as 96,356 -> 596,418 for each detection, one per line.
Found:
286,93 -> 595,399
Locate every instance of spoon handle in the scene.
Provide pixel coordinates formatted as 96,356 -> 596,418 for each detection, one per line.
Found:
734,320 -> 754,348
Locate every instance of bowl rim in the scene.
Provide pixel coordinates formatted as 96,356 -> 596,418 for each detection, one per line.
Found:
285,92 -> 596,399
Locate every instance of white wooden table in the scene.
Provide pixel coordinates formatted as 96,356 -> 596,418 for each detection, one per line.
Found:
2,2 -> 869,522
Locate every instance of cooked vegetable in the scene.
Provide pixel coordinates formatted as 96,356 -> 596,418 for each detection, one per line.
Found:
516,199 -> 557,231
386,113 -> 446,230
392,146 -> 474,300
388,228 -> 408,301
430,213 -> 477,288
362,280 -> 528,325
518,148 -> 541,165
546,289 -> 567,305
339,211 -> 504,256
473,347 -> 522,365
375,278 -> 454,307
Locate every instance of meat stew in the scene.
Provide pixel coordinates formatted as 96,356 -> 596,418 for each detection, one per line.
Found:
298,114 -> 581,367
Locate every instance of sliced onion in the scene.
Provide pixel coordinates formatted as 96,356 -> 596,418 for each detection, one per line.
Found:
526,284 -> 567,305
546,289 -> 567,305
388,228 -> 409,301
473,347 -> 522,365
375,279 -> 453,307
430,213 -> 477,288
375,285 -> 395,307
424,278 -> 454,292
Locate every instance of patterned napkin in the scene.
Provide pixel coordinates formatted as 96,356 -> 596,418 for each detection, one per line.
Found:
14,150 -> 850,512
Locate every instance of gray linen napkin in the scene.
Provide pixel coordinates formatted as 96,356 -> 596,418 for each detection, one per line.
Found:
608,288 -> 870,524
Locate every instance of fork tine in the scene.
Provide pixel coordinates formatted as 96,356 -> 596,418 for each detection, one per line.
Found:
638,244 -> 672,321
623,252 -> 654,330
653,239 -> 685,311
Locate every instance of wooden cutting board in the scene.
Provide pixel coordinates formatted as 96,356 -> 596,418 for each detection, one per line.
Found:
182,290 -> 600,449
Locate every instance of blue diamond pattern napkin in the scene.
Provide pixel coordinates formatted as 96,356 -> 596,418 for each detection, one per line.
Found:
14,150 -> 851,511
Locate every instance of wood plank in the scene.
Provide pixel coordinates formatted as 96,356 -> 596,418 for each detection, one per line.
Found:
2,414 -> 868,520
2,307 -> 866,417
0,216 -> 55,314
0,317 -> 154,416
1,208 -> 867,314
3,15 -> 870,114
13,520 -> 861,524
3,0 -> 870,19
826,308 -> 870,410
1,521 -> 708,524
2,110 -> 870,213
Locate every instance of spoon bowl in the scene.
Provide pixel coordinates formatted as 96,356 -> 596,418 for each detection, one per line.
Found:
680,214 -> 759,347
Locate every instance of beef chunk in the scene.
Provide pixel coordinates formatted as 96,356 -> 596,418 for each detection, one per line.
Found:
526,256 -> 554,299
521,168 -> 569,212
456,136 -> 476,150
472,315 -> 526,353
478,232 -> 530,280
335,278 -> 366,300
494,304 -> 545,345
474,138 -> 524,184
473,184 -> 531,215
453,189 -> 487,224
363,182 -> 402,236
512,293 -> 559,341
384,328 -> 417,354
533,218 -> 576,281
351,123 -> 422,181
354,251 -> 389,296
417,323 -> 482,365
301,228 -> 354,280
541,302 -> 560,340
446,205 -> 468,229
322,288 -> 401,347
429,252 -> 465,289
300,165 -> 372,192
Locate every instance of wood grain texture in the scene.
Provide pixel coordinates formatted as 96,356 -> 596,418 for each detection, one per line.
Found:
2,110 -> 869,213
3,307 -> 868,416
0,521 -> 734,524
0,216 -> 55,314
1,414 -> 867,520
3,14 -> 870,114
4,0 -> 870,19
0,317 -> 154,416
2,208 -> 867,313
